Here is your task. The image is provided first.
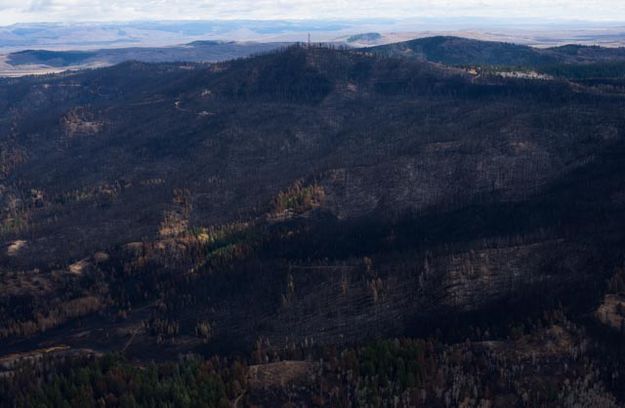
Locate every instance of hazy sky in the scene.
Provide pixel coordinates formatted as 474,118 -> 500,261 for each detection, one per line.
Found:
0,0 -> 624,25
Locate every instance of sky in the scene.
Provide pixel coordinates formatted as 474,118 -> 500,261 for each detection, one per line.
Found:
0,0 -> 625,25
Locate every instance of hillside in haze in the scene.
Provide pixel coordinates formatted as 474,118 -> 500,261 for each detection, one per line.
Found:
6,41 -> 289,67
2,39 -> 625,406
0,41 -> 289,77
6,30 -> 625,78
0,20 -> 353,49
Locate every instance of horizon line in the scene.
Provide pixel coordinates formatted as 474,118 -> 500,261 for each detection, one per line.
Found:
2,16 -> 625,27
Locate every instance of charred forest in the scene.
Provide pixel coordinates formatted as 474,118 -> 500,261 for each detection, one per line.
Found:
2,39 -> 625,406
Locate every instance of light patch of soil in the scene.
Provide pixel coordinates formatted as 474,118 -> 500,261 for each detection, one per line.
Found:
248,361 -> 317,389
62,108 -> 104,138
69,258 -> 90,275
0,268 -> 55,296
596,294 -> 625,331
0,347 -> 101,376
93,251 -> 110,263
481,324 -> 577,361
6,240 -> 27,256
496,70 -> 553,80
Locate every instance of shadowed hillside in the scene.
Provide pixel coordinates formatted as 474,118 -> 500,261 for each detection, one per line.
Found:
368,36 -> 557,66
369,36 -> 625,81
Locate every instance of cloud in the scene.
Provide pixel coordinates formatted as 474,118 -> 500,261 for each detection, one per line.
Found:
0,0 -> 624,25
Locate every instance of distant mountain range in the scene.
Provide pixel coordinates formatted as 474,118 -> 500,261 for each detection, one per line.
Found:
0,20 -> 355,49
3,19 -> 625,78
2,18 -> 625,52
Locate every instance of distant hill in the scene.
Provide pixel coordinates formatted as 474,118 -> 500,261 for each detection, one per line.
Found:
547,43 -> 625,62
367,36 -> 625,81
368,36 -> 555,67
346,32 -> 383,44
3,41 -> 289,72
7,49 -> 98,67
369,36 -> 625,66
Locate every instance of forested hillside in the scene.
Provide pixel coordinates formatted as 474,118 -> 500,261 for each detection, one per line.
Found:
2,40 -> 625,406
369,36 -> 625,80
